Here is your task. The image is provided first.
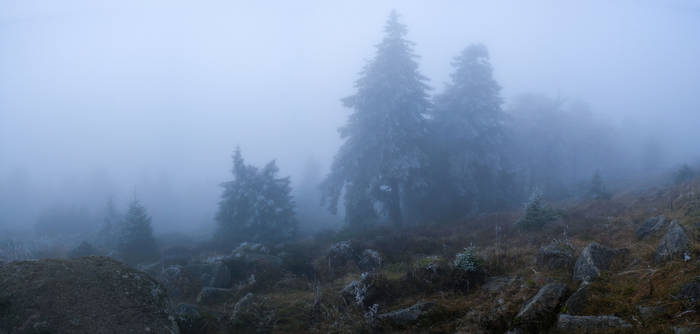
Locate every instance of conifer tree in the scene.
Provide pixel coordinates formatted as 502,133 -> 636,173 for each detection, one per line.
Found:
216,148 -> 297,245
322,11 -> 430,227
96,197 -> 121,251
516,189 -> 558,231
588,170 -> 611,200
432,43 -> 508,215
117,200 -> 158,265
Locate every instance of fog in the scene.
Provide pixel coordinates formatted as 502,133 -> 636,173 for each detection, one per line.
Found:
2,0 -> 699,235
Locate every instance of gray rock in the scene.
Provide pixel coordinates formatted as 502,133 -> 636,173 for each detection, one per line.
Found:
175,303 -> 200,318
636,304 -> 666,323
536,241 -> 575,271
231,292 -> 255,320
678,277 -> 700,304
358,249 -> 382,271
155,263 -> 221,298
328,240 -> 355,268
655,220 -> 690,263
341,272 -> 389,308
174,303 -> 203,332
377,301 -> 441,326
232,241 -> 269,255
637,215 -> 667,240
675,327 -> 700,334
230,293 -> 275,332
210,261 -> 232,288
573,242 -> 617,282
556,314 -> 632,332
196,287 -> 233,305
563,281 -> 590,315
514,282 -> 568,331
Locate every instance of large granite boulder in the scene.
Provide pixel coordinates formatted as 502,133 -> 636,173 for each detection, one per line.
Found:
358,249 -> 382,271
0,257 -> 178,333
341,272 -> 392,308
173,303 -> 204,333
677,277 -> 700,305
513,282 -> 568,332
562,281 -> 591,315
573,242 -> 618,282
536,241 -> 575,271
655,220 -> 690,263
637,215 -> 667,240
230,293 -> 275,332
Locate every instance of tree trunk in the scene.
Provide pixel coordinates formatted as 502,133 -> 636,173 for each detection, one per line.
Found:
389,179 -> 403,227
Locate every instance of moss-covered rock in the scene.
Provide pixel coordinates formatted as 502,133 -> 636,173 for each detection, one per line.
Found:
0,257 -> 178,333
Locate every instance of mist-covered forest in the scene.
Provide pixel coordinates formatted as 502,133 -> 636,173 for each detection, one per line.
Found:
2,1 -> 700,333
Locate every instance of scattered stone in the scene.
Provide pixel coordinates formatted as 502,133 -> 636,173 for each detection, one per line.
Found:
196,287 -> 233,305
573,242 -> 617,282
327,240 -> 355,268
174,303 -> 204,333
536,240 -> 575,271
556,314 -> 632,332
341,272 -> 391,308
636,304 -> 666,324
637,215 -> 667,240
358,249 -> 382,271
514,282 -> 568,331
231,293 -> 255,320
210,261 -> 232,288
377,301 -> 443,327
0,257 -> 178,333
677,277 -> 700,304
232,242 -> 269,256
655,220 -> 690,263
230,293 -> 275,332
562,281 -> 590,315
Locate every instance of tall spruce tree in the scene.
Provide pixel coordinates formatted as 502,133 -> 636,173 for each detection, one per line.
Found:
96,197 -> 121,251
432,44 -> 509,215
322,11 -> 430,227
117,200 -> 158,265
216,148 -> 297,245
588,170 -> 611,200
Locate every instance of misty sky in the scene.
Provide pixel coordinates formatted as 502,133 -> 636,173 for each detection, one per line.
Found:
1,0 -> 699,232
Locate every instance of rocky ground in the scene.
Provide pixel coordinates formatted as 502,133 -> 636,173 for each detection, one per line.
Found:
2,179 -> 700,333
